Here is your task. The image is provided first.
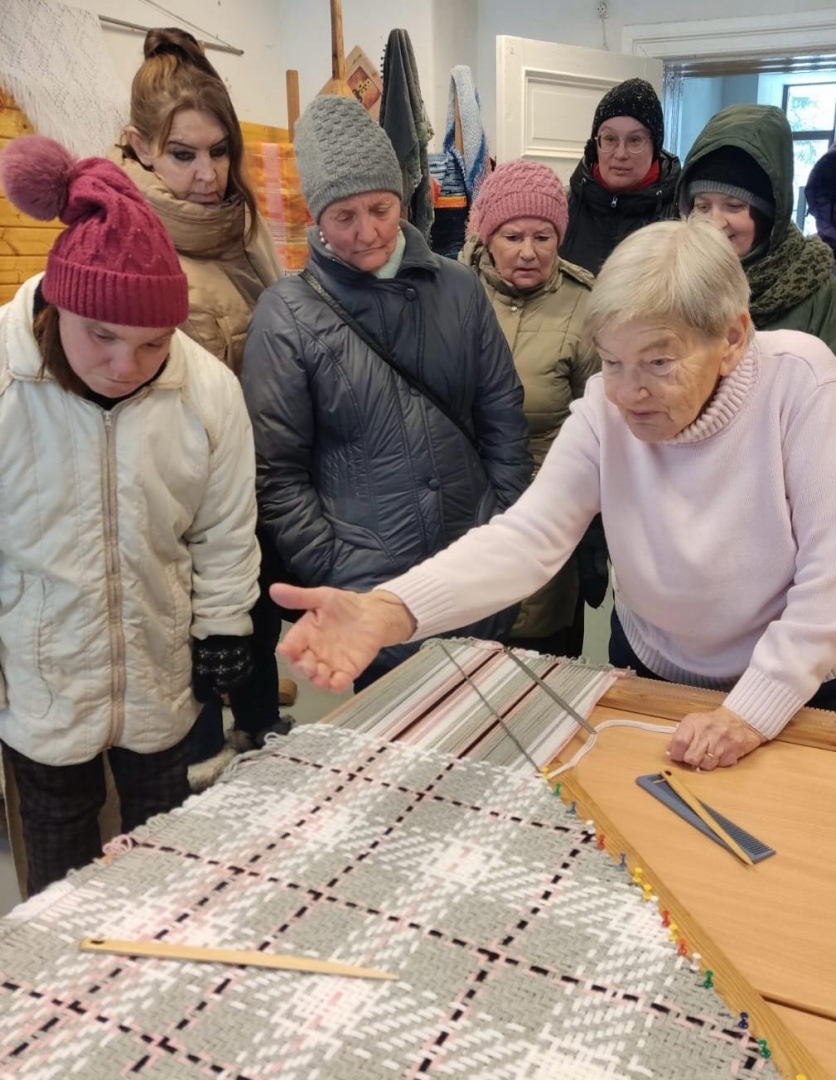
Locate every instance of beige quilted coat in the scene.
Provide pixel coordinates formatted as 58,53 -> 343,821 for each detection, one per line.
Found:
461,240 -> 599,637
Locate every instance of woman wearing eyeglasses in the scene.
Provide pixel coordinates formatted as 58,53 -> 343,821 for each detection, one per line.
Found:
560,79 -> 681,276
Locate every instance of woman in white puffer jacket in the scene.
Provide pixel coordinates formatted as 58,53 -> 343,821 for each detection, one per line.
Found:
0,136 -> 259,896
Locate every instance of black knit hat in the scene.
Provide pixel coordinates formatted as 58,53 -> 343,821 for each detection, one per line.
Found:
683,146 -> 775,219
590,78 -> 664,158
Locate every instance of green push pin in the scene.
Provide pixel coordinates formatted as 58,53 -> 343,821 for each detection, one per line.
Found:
702,970 -> 714,989
757,1039 -> 772,1060
553,782 -> 562,797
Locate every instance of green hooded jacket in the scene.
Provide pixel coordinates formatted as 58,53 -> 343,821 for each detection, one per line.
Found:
679,104 -> 836,351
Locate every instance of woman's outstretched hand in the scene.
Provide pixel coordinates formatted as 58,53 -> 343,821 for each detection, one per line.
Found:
271,584 -> 417,692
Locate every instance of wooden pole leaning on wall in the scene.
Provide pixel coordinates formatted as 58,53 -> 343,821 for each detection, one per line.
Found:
286,70 -> 300,136
317,0 -> 355,98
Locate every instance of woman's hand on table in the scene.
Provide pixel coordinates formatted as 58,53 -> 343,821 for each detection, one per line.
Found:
271,585 -> 416,692
667,706 -> 765,770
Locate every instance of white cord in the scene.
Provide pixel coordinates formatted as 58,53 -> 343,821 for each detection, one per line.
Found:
544,718 -> 677,779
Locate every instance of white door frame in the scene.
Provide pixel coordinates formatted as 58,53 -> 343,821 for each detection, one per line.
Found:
622,10 -> 836,63
623,10 -> 836,161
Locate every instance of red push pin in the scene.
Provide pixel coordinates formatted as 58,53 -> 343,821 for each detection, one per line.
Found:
661,910 -> 670,927
677,939 -> 688,956
596,834 -> 605,850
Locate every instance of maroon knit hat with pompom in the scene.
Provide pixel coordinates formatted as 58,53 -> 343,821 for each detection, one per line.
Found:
468,159 -> 569,245
0,135 -> 188,326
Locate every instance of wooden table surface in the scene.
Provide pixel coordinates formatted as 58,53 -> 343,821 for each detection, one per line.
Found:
553,689 -> 836,1080
772,1005 -> 836,1077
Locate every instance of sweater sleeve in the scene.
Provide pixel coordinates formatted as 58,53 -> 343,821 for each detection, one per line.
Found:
468,281 -> 533,509
724,381 -> 836,737
383,400 -> 602,639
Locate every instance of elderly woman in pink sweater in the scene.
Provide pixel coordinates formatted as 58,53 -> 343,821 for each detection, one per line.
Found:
271,220 -> 836,771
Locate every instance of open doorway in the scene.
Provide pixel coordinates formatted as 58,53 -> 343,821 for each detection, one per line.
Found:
670,67 -> 836,235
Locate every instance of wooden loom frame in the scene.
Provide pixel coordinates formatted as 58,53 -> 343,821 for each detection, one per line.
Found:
319,657 -> 834,1079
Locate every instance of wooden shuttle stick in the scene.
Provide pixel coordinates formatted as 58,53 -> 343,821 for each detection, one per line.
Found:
660,769 -> 754,866
79,937 -> 397,980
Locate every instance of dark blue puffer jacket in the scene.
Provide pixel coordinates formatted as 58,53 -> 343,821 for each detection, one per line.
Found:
242,223 -> 532,669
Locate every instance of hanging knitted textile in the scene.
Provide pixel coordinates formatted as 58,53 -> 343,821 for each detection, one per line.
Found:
330,637 -> 617,769
0,0 -> 129,157
428,65 -> 491,259
379,29 -> 434,240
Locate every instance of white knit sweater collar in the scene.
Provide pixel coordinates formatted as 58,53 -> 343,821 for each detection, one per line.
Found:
669,342 -> 759,446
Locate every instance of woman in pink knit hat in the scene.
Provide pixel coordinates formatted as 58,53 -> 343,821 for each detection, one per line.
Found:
460,159 -> 600,658
0,136 -> 259,895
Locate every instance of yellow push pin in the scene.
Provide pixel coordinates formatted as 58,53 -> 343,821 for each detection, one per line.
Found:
668,922 -> 679,941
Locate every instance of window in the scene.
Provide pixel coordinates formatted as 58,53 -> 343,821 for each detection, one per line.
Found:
782,81 -> 836,234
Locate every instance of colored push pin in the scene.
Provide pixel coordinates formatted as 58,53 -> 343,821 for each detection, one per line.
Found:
553,782 -> 562,798
631,867 -> 644,886
677,939 -> 688,957
619,853 -> 628,871
642,883 -> 654,902
702,969 -> 714,989
596,834 -> 606,850
568,800 -> 577,816
660,910 -> 671,927
757,1039 -> 772,1060
737,1011 -> 749,1030
668,923 -> 679,942
689,952 -> 702,973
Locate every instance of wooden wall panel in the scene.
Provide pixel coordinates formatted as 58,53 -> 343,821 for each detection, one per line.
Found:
0,91 -> 64,304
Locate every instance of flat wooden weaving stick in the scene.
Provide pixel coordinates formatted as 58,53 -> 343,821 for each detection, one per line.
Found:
660,769 -> 754,866
79,937 -> 397,981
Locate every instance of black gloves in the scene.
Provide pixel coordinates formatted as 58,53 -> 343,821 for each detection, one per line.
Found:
192,635 -> 254,703
576,514 -> 610,609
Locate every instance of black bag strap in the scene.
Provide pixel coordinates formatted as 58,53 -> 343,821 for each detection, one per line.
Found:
300,269 -> 479,452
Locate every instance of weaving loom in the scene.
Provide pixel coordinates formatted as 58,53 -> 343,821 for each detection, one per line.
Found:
329,638 -> 618,769
0,726 -> 780,1078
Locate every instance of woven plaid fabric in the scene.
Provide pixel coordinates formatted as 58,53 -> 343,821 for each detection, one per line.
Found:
0,727 -> 779,1078
244,140 -> 312,272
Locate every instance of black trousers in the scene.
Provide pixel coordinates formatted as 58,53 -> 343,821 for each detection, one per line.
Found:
5,738 -> 190,896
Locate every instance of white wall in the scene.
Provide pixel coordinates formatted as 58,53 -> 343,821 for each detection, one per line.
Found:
53,0 -> 836,153
431,0 -> 480,146
277,0 -> 479,150
477,0 -> 619,152
678,78 -> 723,162
57,0 -> 475,146
625,0 -> 836,22
277,0 -> 434,126
62,0 -> 285,126
677,73 -> 760,160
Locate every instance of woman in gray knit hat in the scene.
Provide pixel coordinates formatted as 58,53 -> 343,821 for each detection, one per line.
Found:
241,95 -> 531,689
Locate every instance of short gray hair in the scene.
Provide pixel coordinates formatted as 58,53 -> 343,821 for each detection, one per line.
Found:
585,219 -> 752,343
